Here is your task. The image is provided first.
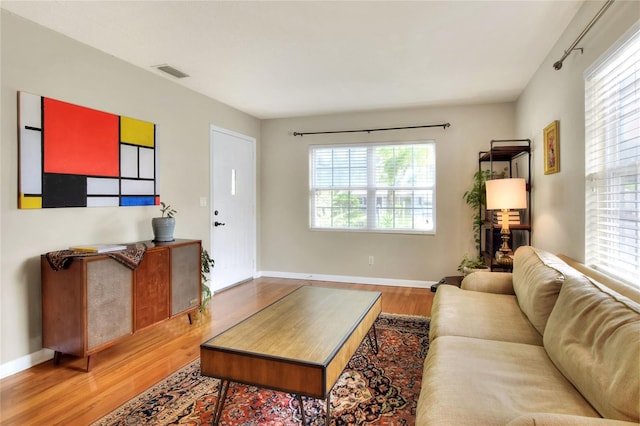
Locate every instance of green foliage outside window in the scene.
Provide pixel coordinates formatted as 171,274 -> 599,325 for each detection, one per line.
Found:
310,142 -> 435,233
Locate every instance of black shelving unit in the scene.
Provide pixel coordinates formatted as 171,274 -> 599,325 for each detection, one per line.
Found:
478,139 -> 532,271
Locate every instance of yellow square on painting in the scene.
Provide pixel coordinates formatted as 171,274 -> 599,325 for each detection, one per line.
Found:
121,116 -> 155,148
20,194 -> 42,209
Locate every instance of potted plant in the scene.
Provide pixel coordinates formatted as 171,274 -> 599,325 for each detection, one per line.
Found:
463,169 -> 491,258
152,202 -> 177,242
200,248 -> 215,312
457,253 -> 489,276
461,167 -> 507,269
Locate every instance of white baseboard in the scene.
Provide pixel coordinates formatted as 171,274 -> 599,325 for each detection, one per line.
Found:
1,348 -> 54,379
258,270 -> 436,289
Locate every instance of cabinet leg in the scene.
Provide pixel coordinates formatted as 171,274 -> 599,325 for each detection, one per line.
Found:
86,355 -> 94,372
53,351 -> 62,366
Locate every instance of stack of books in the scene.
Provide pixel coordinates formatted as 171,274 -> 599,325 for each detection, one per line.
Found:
70,244 -> 127,253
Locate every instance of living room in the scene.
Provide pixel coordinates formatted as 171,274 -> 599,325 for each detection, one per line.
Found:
1,1 -> 638,421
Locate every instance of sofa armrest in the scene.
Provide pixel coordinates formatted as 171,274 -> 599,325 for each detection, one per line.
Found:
461,271 -> 514,295
507,413 -> 638,425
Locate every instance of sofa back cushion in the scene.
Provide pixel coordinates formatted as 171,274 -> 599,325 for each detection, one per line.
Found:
512,246 -> 565,335
544,275 -> 640,421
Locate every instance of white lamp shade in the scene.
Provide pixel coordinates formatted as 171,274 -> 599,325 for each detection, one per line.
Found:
486,178 -> 527,210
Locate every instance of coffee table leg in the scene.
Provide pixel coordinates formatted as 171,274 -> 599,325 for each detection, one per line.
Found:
296,394 -> 307,425
213,379 -> 229,425
325,393 -> 331,426
367,324 -> 379,354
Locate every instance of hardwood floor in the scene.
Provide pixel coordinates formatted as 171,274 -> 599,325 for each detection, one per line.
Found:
0,277 -> 433,425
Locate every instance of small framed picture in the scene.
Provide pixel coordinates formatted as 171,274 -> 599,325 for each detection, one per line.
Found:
543,120 -> 560,175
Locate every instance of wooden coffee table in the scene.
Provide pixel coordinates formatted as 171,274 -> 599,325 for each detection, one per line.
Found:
200,285 -> 382,425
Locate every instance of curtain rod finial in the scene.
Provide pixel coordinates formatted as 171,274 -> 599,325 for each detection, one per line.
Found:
553,61 -> 563,70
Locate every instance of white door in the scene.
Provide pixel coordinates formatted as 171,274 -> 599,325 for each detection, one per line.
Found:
210,126 -> 256,292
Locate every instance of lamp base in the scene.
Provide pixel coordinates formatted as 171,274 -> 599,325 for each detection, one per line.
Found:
496,250 -> 513,267
496,223 -> 513,266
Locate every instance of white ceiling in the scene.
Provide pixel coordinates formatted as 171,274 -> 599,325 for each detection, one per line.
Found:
2,1 -> 584,119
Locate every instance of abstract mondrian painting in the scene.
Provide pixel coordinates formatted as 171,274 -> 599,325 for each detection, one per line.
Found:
18,91 -> 160,209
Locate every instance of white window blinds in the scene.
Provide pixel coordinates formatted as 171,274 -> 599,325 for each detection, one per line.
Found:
584,24 -> 640,285
310,141 -> 436,233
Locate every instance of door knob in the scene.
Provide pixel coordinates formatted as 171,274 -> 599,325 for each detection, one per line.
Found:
214,221 -> 226,227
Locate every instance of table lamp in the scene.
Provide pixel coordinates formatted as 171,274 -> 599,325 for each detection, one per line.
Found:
485,178 -> 527,265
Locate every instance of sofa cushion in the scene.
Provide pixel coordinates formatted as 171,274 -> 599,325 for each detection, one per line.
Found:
461,271 -> 515,294
429,285 -> 543,345
512,246 -> 566,335
416,335 -> 600,425
508,413 -> 639,425
544,275 -> 640,422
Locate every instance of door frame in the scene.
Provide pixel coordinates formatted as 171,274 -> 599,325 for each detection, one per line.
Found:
209,124 -> 257,291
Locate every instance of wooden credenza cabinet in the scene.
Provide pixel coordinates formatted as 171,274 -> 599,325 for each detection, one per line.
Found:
41,239 -> 201,370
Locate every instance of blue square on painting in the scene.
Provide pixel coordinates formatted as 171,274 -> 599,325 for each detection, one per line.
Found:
121,196 -> 155,206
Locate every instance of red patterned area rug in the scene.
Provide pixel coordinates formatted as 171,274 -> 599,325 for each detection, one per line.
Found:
93,313 -> 429,426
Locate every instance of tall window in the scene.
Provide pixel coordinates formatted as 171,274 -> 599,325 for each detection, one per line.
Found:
585,24 -> 639,285
310,141 -> 436,233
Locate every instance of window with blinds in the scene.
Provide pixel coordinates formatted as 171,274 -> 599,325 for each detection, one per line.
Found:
584,24 -> 639,286
309,141 -> 436,233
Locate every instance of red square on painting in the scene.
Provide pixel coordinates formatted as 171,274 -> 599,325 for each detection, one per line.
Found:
43,98 -> 119,177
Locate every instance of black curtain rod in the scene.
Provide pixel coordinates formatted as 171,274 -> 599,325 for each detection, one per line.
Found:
293,122 -> 450,137
553,0 -> 615,70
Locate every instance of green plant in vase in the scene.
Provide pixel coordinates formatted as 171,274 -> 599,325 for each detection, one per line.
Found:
152,202 -> 177,242
160,202 -> 176,218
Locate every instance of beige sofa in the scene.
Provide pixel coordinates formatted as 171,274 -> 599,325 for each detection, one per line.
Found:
417,246 -> 640,425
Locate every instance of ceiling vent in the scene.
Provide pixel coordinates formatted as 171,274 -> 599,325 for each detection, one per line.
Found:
155,64 -> 189,79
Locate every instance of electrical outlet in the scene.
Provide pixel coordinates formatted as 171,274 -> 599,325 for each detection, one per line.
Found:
369,256 -> 374,265
199,197 -> 207,207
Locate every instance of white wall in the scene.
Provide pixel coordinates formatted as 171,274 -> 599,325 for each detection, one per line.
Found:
260,103 -> 515,284
516,0 -> 639,261
0,11 -> 260,373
